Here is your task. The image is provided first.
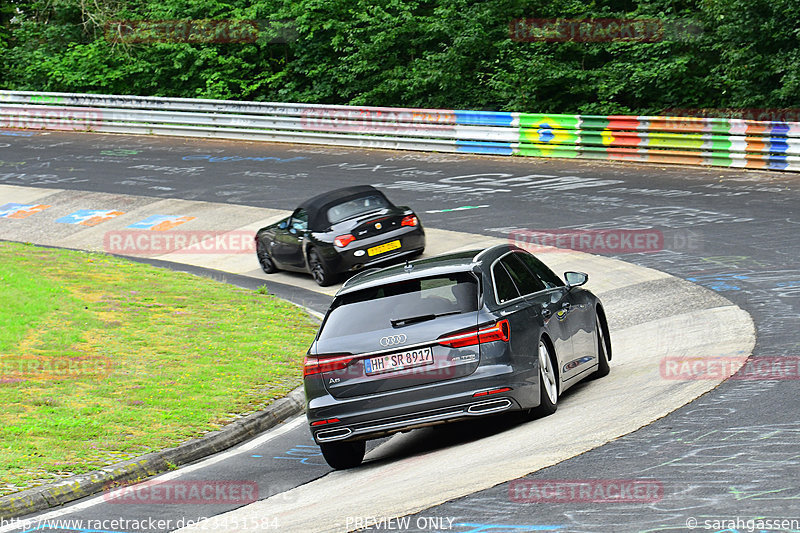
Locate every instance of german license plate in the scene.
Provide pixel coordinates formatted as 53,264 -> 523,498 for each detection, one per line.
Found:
364,346 -> 434,375
367,240 -> 401,257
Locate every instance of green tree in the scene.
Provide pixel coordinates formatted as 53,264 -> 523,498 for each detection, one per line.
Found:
1,0 -> 798,115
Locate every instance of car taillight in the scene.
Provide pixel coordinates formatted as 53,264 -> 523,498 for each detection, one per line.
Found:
437,319 -> 510,348
303,354 -> 354,376
401,215 -> 418,227
334,234 -> 356,248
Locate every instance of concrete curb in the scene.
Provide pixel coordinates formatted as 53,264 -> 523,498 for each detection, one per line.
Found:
0,387 -> 305,520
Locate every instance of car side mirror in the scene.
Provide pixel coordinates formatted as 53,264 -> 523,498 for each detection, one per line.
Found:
564,271 -> 588,289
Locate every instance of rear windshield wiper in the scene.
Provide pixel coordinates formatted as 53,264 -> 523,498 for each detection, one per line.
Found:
391,310 -> 460,328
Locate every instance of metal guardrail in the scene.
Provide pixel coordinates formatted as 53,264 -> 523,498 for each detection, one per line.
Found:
2,90 -> 799,171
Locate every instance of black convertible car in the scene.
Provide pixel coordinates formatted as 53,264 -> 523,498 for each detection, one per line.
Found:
255,185 -> 425,286
304,244 -> 611,469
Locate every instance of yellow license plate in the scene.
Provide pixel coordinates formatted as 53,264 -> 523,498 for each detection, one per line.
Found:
367,240 -> 401,257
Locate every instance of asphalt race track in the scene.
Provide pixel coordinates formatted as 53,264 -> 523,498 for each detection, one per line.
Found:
1,130 -> 799,533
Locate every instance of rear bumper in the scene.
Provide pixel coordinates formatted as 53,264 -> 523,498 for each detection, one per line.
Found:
306,364 -> 536,444
323,227 -> 425,273
313,396 -> 521,443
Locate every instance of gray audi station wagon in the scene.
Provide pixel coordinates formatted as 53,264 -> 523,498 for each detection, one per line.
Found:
304,244 -> 611,469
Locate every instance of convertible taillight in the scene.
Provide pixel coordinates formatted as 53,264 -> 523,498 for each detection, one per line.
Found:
304,354 -> 355,377
334,234 -> 356,248
438,320 -> 510,348
401,215 -> 419,227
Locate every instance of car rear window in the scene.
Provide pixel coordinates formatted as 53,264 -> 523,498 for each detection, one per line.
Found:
319,273 -> 479,340
326,194 -> 390,224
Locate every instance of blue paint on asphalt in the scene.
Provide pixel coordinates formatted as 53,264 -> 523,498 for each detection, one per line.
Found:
127,214 -> 190,229
453,524 -> 565,532
274,444 -> 325,465
0,130 -> 37,136
0,203 -> 33,218
55,209 -> 120,225
686,273 -> 750,291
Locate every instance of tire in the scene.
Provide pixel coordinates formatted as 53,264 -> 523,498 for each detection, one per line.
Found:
530,339 -> 558,418
320,440 -> 366,470
308,248 -> 336,286
592,315 -> 611,379
256,240 -> 277,274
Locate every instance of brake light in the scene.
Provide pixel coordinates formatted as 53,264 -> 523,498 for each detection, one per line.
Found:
438,319 -> 510,348
401,215 -> 418,227
303,354 -> 354,376
480,320 -> 511,343
334,234 -> 356,248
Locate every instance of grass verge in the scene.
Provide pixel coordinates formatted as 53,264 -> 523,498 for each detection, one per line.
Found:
0,241 -> 319,495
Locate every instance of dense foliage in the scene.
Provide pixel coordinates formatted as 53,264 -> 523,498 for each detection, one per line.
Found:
1,0 -> 798,114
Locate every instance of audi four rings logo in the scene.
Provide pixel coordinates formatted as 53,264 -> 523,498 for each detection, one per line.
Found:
380,334 -> 407,346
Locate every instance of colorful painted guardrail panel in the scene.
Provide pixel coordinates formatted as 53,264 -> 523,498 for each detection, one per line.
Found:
1,91 -> 799,171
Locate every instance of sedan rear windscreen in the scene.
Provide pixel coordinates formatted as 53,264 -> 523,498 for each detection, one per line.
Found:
319,273 -> 479,340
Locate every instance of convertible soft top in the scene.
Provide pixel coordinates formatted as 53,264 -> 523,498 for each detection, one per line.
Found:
298,185 -> 391,231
